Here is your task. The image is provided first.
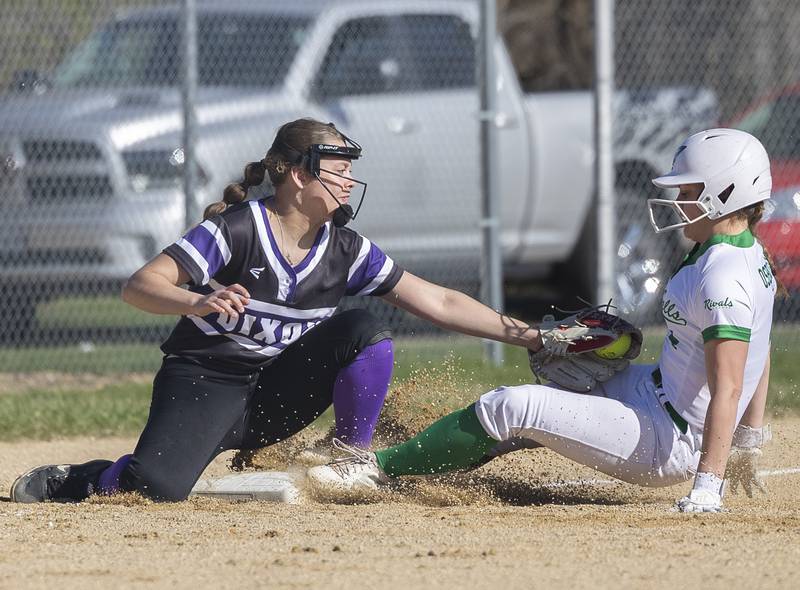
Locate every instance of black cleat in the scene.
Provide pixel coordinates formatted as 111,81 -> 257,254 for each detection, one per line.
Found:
10,460 -> 113,503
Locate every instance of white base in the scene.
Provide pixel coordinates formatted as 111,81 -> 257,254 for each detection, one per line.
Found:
190,471 -> 301,504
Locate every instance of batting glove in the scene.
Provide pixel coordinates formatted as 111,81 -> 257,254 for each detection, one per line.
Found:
725,424 -> 771,498
675,489 -> 723,513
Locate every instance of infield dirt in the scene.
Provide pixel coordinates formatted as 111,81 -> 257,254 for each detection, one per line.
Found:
1,414 -> 799,590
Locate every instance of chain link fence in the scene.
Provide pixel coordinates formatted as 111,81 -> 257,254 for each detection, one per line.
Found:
614,0 -> 800,328
0,1 -> 490,372
1,0 -> 797,374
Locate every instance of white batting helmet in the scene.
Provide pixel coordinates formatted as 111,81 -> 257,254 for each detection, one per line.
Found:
647,128 -> 772,233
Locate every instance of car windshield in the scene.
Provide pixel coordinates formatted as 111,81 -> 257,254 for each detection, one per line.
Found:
734,94 -> 800,160
51,14 -> 311,88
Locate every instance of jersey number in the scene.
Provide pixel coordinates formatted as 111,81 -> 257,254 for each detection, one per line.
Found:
758,261 -> 774,288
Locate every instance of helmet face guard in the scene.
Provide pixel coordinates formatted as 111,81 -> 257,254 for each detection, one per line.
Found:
280,125 -> 367,227
647,196 -> 712,233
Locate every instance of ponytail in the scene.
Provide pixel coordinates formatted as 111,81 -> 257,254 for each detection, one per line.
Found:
203,160 -> 267,220
743,201 -> 787,297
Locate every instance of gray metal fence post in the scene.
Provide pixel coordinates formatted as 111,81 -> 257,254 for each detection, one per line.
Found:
595,0 -> 616,306
479,0 -> 504,365
182,0 -> 199,229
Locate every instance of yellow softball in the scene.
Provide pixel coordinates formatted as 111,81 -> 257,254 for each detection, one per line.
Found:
594,333 -> 632,359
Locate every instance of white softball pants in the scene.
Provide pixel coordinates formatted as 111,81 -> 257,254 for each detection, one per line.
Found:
474,364 -> 701,487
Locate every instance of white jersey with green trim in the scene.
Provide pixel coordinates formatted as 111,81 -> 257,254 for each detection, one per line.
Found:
658,229 -> 776,431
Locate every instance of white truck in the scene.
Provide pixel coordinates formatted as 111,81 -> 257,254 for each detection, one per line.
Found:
0,0 -> 715,338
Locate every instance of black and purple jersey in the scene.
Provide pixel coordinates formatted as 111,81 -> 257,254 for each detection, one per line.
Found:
161,198 -> 403,372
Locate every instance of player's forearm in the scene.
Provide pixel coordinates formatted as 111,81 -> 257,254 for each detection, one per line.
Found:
677,387 -> 737,511
383,273 -> 542,349
122,270 -> 200,316
432,289 -> 542,349
698,385 -> 741,477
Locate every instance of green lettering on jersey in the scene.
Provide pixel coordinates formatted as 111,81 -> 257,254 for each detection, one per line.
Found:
758,260 -> 774,288
704,297 -> 733,311
668,330 -> 680,349
662,299 -> 687,326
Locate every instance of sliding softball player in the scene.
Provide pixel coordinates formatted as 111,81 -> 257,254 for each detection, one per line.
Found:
309,128 -> 777,513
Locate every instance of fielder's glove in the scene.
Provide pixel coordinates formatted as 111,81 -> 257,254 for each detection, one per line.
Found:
725,424 -> 772,498
529,305 -> 642,392
675,489 -> 723,513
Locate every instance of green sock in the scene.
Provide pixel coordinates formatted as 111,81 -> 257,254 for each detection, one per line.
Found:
374,404 -> 497,477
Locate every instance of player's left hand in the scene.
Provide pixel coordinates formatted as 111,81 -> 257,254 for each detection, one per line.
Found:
724,423 -> 771,498
725,447 -> 767,498
675,489 -> 723,513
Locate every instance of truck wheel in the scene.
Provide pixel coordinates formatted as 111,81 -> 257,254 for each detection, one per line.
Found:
614,189 -> 684,324
550,208 -> 596,309
559,188 -> 683,325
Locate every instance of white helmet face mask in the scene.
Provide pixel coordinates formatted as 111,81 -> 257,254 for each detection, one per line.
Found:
647,194 -> 712,233
648,128 -> 772,234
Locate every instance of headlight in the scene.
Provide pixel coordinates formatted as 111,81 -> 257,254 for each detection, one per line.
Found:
123,148 -> 208,192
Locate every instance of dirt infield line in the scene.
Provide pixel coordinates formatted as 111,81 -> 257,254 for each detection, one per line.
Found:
760,466 -> 800,476
538,466 -> 800,489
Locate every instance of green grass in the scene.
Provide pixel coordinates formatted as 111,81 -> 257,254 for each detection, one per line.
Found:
0,338 -> 531,441
0,331 -> 798,441
37,296 -> 173,329
0,343 -> 163,373
0,383 -> 150,440
764,343 -> 800,412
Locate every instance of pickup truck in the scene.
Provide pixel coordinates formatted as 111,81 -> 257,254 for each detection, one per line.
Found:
0,0 -> 716,339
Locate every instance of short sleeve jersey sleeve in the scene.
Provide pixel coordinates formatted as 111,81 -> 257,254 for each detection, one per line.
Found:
163,217 -> 234,286
695,265 -> 755,343
344,234 -> 404,296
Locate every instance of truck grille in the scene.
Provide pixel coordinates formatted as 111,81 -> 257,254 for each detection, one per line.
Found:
22,140 -> 103,162
17,138 -> 112,203
27,175 -> 113,202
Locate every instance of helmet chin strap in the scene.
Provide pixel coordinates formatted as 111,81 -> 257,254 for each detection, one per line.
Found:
311,172 -> 353,227
312,167 -> 364,228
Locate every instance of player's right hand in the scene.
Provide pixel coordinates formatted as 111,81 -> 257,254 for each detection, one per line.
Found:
188,283 -> 251,318
675,489 -> 723,513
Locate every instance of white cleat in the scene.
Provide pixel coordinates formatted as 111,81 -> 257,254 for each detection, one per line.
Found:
306,439 -> 390,492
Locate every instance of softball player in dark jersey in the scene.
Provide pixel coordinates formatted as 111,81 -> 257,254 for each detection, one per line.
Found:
11,118 -> 544,503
